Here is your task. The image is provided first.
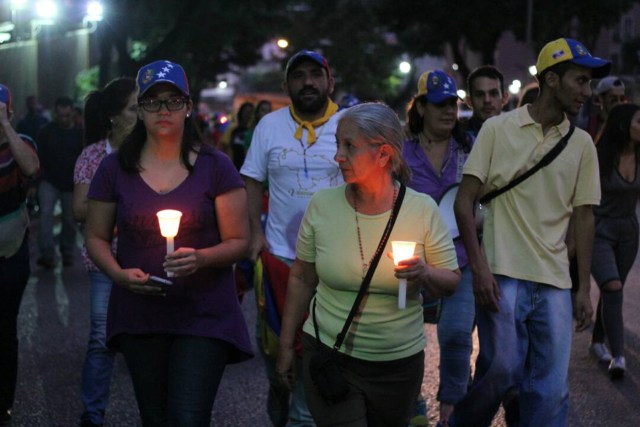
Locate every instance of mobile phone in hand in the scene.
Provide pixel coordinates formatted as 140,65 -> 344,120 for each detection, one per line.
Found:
149,275 -> 173,287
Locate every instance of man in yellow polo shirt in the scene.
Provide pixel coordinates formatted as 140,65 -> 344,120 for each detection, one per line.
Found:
451,38 -> 608,426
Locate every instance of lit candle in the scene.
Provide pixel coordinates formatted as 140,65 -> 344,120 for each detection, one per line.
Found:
391,241 -> 416,309
156,209 -> 182,277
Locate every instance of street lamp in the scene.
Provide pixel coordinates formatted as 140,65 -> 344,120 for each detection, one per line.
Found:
399,61 -> 411,74
85,1 -> 104,22
277,38 -> 288,49
508,79 -> 522,95
35,0 -> 58,20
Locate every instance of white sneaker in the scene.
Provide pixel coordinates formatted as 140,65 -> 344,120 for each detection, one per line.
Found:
609,356 -> 626,378
590,342 -> 613,363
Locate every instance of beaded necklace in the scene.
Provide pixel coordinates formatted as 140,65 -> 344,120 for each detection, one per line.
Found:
353,184 -> 398,278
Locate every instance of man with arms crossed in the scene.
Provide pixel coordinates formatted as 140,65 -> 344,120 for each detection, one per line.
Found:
452,38 -> 608,426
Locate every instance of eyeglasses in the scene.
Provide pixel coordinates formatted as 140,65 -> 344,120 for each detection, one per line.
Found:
138,96 -> 188,112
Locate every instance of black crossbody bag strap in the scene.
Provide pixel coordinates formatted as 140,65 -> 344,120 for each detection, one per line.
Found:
479,125 -> 575,205
313,184 -> 406,351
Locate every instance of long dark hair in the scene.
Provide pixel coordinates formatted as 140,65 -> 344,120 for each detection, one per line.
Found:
117,108 -> 200,174
83,77 -> 136,146
596,103 -> 640,180
406,95 -> 472,152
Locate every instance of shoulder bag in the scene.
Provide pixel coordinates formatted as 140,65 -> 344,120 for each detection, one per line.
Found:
308,184 -> 406,404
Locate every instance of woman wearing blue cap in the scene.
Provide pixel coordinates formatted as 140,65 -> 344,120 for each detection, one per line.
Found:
85,60 -> 252,426
402,69 -> 475,426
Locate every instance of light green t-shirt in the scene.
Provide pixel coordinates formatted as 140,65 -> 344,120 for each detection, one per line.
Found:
297,185 -> 458,361
464,106 -> 600,288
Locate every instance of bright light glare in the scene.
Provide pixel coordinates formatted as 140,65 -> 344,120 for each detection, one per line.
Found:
457,89 -> 467,99
219,116 -> 228,124
218,81 -> 228,89
277,39 -> 289,49
508,80 -> 522,96
399,61 -> 411,74
35,1 -> 58,19
11,0 -> 28,10
452,63 -> 459,71
86,1 -> 104,21
529,65 -> 537,76
0,33 -> 11,43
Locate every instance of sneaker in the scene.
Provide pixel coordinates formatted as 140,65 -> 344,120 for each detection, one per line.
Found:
590,342 -> 613,363
609,356 -> 626,378
0,409 -> 12,426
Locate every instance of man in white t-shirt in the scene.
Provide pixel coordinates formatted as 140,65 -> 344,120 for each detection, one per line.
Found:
240,49 -> 342,427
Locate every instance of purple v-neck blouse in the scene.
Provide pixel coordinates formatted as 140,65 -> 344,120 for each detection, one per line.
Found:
88,145 -> 252,362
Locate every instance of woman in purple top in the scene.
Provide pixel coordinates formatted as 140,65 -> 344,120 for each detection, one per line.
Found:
402,70 -> 474,426
85,60 -> 252,426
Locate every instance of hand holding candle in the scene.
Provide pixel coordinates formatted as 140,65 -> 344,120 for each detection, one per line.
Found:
157,209 -> 182,277
391,241 -> 416,309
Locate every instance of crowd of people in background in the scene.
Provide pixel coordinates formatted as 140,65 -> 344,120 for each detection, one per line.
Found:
0,36 -> 639,427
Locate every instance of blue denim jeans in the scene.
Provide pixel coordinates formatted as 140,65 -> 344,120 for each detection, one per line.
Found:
80,271 -> 116,425
37,180 -> 76,261
256,326 -> 315,427
119,334 -> 232,427
451,276 -> 571,427
437,266 -> 475,404
0,236 -> 29,413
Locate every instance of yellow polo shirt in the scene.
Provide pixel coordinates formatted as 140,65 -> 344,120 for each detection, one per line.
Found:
464,106 -> 600,288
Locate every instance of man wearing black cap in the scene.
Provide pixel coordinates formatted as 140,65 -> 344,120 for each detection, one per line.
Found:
452,38 -> 609,426
241,50 -> 342,427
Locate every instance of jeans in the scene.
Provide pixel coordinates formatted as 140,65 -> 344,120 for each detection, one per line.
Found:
0,236 -> 30,413
37,180 -> 76,261
119,334 -> 232,427
451,276 -> 572,427
80,271 -> 116,425
437,266 -> 475,404
256,326 -> 315,427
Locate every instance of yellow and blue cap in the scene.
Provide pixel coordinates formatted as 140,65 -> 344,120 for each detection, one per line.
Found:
416,70 -> 459,104
137,60 -> 190,98
536,38 -> 610,79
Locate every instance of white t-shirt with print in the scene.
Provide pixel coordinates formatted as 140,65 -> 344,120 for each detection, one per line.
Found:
241,106 -> 344,260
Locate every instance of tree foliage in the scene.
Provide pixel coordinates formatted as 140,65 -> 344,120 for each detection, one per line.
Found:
381,0 -> 636,79
98,0 -> 638,100
98,0 -> 291,96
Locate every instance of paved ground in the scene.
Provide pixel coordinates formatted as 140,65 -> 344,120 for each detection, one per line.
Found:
7,216 -> 640,426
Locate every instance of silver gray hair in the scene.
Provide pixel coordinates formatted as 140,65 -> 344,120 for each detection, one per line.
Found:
339,102 -> 412,184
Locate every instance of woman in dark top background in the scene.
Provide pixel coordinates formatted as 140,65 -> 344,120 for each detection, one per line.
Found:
590,103 -> 640,378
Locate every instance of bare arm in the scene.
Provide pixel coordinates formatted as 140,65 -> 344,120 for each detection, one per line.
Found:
85,199 -> 164,295
72,183 -> 90,222
164,187 -> 250,276
276,259 -> 319,390
243,175 -> 269,261
572,205 -> 595,330
454,175 -> 500,310
1,102 -> 39,177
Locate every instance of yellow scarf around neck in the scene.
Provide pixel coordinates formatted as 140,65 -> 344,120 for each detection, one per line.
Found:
290,99 -> 339,145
